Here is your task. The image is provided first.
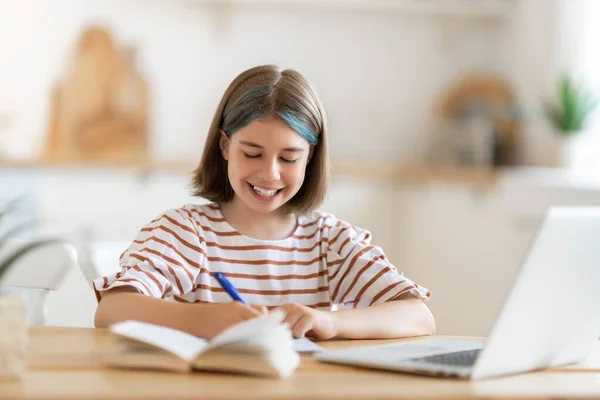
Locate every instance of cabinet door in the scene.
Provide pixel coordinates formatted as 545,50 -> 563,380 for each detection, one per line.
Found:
395,185 -> 534,336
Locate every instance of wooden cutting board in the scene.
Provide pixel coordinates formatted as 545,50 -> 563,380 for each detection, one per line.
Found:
45,25 -> 149,160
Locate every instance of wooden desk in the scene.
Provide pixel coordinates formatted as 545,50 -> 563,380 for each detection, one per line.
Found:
2,326 -> 600,400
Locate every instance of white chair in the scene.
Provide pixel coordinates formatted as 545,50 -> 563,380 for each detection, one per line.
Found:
0,240 -> 77,325
76,241 -> 130,286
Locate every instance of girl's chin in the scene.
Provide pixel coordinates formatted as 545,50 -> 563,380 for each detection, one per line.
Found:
242,199 -> 285,215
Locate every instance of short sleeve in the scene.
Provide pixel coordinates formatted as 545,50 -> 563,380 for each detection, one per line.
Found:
325,219 -> 431,308
92,208 -> 206,301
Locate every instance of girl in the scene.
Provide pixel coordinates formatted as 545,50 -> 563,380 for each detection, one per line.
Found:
94,65 -> 435,340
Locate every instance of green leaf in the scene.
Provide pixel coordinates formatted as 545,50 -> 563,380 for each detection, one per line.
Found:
0,220 -> 36,256
0,196 -> 23,227
0,196 -> 67,286
547,75 -> 598,134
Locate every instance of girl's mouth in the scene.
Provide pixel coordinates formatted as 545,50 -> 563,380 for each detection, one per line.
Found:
247,182 -> 283,200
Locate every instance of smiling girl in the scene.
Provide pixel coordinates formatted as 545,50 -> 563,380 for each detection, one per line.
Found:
94,65 -> 435,340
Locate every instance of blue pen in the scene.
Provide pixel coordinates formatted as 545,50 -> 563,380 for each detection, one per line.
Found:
214,272 -> 249,306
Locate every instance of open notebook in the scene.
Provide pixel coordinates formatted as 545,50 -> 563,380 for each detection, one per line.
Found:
105,310 -> 321,378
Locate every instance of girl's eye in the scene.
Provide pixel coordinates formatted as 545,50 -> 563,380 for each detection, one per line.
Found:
243,152 -> 297,163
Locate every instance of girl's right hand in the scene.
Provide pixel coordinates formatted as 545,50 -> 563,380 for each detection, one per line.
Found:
201,302 -> 267,338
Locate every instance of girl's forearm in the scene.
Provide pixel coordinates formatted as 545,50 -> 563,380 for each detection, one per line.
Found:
330,298 -> 436,339
94,288 -> 210,337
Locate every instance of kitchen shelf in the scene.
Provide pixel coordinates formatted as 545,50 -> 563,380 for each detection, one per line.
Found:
0,154 -> 499,187
6,155 -> 599,192
192,0 -> 515,18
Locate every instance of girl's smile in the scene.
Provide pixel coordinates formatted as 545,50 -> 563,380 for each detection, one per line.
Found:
247,182 -> 284,202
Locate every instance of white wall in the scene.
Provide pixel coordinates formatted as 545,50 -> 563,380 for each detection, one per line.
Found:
1,0 -> 514,162
504,0 -> 562,166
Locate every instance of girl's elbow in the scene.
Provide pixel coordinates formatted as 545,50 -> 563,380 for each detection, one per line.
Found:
424,313 -> 436,336
94,286 -> 141,328
94,299 -> 111,328
94,290 -> 127,328
94,314 -> 106,329
422,305 -> 436,336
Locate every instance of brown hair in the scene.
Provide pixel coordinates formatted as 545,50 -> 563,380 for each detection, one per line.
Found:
191,65 -> 329,215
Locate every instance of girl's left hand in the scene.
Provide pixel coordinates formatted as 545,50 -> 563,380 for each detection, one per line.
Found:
272,303 -> 337,340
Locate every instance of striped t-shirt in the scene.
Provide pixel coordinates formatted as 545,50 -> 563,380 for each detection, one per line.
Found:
93,203 -> 431,309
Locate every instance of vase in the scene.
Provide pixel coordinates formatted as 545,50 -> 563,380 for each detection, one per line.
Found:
554,129 -> 599,171
0,294 -> 27,380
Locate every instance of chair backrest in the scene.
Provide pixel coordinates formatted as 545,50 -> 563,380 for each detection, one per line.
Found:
76,241 -> 129,286
0,240 -> 77,325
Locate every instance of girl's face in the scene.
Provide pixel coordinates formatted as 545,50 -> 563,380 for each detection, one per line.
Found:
219,116 -> 312,215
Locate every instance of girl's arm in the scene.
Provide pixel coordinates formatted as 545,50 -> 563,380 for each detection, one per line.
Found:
274,293 -> 435,340
94,287 -> 266,338
330,293 -> 435,339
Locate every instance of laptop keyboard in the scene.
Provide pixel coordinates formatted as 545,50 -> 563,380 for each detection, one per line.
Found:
409,349 -> 481,367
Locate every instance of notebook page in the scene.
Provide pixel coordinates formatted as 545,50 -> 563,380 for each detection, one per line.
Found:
110,320 -> 208,362
210,310 -> 288,348
293,338 -> 324,353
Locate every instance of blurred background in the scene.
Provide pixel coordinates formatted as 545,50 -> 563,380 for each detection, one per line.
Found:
1,0 -> 599,336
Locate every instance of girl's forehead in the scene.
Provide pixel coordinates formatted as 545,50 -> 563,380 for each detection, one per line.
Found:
234,118 -> 310,150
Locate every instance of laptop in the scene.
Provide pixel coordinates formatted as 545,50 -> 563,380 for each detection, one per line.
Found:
314,206 -> 600,380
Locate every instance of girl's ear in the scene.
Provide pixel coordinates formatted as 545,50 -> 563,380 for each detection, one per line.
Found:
219,131 -> 230,161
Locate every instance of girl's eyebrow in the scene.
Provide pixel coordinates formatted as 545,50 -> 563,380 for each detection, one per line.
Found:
239,140 -> 305,152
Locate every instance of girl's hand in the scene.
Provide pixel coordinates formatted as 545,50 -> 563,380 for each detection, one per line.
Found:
272,303 -> 337,340
201,302 -> 267,338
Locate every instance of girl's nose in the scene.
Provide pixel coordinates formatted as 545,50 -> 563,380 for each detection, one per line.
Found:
257,158 -> 281,182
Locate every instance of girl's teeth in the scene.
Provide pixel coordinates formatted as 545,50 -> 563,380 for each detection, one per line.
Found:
252,185 -> 278,197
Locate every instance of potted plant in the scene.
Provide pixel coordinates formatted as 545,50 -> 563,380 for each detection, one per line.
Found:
0,197 -> 62,380
545,75 -> 598,169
